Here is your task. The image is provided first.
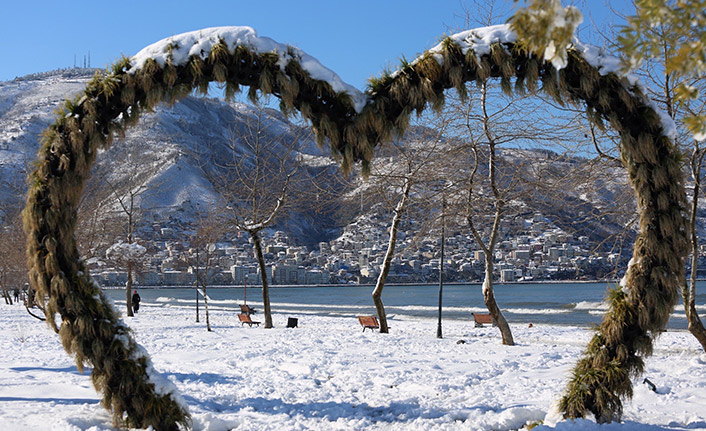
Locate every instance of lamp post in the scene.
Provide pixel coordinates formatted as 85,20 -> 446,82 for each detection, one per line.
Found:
437,184 -> 446,339
195,245 -> 200,323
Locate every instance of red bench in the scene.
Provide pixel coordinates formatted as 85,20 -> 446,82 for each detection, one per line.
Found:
238,313 -> 261,327
357,316 -> 380,332
472,313 -> 495,328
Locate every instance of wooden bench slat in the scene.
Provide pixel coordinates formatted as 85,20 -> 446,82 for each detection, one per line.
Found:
472,312 -> 495,327
357,315 -> 379,332
238,313 -> 261,327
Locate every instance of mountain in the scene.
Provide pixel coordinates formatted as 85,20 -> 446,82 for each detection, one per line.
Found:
0,68 -> 346,249
4,67 -> 698,282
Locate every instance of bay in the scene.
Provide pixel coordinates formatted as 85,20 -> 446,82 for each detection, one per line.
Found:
102,281 -> 706,330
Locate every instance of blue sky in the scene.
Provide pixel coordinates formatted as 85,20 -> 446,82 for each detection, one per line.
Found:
0,1 -> 627,89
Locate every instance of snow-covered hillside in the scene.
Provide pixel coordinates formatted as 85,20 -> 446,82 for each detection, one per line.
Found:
0,69 -> 100,205
3,67 -> 703,264
0,69 -> 342,245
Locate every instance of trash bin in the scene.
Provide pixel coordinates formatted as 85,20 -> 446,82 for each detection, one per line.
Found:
286,317 -> 298,328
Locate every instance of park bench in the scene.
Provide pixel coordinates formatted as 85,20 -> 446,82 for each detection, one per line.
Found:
472,312 -> 496,328
357,315 -> 380,332
240,304 -> 257,315
238,313 -> 261,327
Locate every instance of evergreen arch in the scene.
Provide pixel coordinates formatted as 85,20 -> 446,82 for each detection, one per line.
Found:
23,25 -> 688,428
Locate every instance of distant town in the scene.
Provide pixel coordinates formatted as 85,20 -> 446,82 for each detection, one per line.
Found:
90,209 -> 706,288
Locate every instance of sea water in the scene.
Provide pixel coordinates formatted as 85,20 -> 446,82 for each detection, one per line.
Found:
103,282 -> 706,330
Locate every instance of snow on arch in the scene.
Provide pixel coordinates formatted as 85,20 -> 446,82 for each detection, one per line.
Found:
129,26 -> 368,113
127,24 -> 677,142
415,23 -> 678,140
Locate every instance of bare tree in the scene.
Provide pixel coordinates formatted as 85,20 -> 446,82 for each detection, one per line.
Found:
76,165 -> 121,262
186,205 -> 224,332
438,79 -> 584,345
0,212 -> 24,306
200,101 -> 309,328
103,142 -> 159,317
368,125 -> 449,333
460,81 -> 521,345
0,172 -> 49,323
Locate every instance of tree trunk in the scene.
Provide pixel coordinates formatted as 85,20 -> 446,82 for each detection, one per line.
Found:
2,288 -> 11,305
252,230 -> 273,328
125,262 -> 134,317
194,248 -> 200,323
687,259 -> 706,350
195,286 -> 200,323
371,288 -> 389,333
372,178 -> 411,334
686,182 -> 706,350
483,258 -> 514,346
202,283 -> 211,332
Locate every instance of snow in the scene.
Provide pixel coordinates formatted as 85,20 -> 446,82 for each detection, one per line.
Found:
620,256 -> 637,293
129,27 -> 367,113
2,301 -> 705,430
105,241 -> 147,262
571,40 -> 678,140
124,23 -> 682,141
431,24 -> 518,58
423,24 -> 678,141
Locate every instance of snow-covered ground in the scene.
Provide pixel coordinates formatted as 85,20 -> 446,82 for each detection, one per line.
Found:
1,300 -> 705,431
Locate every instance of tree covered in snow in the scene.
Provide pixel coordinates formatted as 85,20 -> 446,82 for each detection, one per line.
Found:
615,0 -> 706,353
586,0 -> 706,353
512,0 -> 705,140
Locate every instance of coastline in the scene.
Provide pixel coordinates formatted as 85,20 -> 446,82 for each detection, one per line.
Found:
100,279 -> 622,290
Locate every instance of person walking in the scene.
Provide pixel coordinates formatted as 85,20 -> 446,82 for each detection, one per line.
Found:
131,290 -> 141,314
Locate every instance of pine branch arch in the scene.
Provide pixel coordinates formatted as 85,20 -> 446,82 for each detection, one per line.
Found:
24,25 -> 688,428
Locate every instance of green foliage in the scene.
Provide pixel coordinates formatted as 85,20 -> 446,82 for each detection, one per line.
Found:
619,0 -> 706,139
510,0 -> 583,69
514,0 -> 706,139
